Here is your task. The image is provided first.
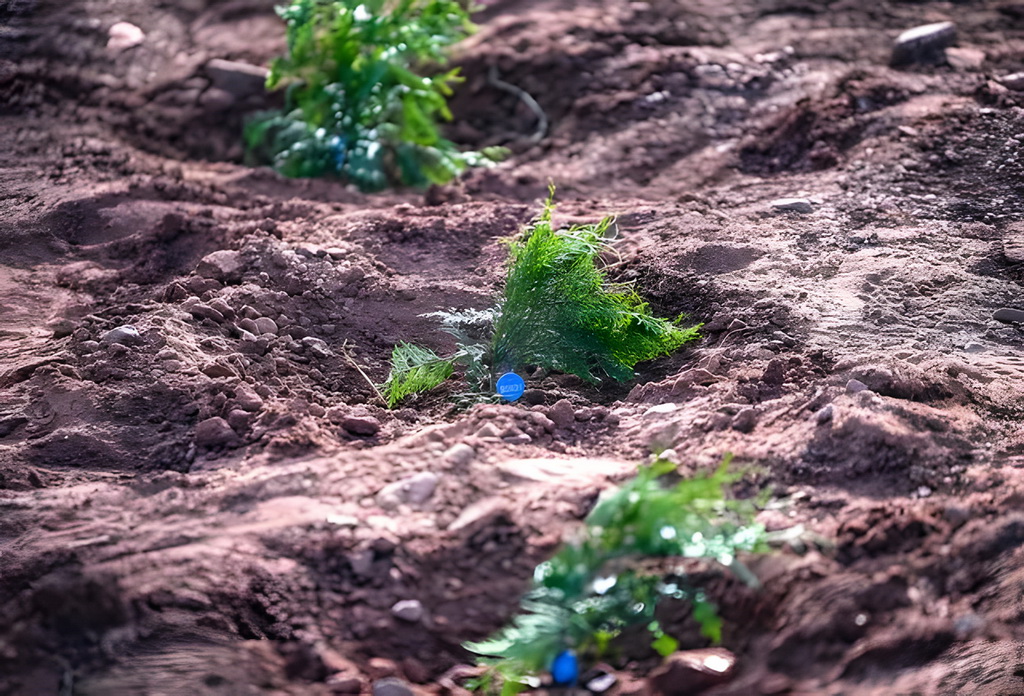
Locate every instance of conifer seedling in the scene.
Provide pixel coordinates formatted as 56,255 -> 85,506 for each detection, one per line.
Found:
380,191 -> 700,406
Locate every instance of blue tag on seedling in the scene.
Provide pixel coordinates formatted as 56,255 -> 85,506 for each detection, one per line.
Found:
496,372 -> 525,401
550,649 -> 579,685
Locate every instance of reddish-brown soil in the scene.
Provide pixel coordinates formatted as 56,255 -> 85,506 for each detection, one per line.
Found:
3,0 -> 1024,694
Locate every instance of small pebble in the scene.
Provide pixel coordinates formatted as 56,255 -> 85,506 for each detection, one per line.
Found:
390,599 -> 424,623
372,678 -> 414,696
254,317 -> 279,335
443,443 -> 475,467
194,416 -> 240,449
846,378 -> 869,393
547,399 -> 575,428
814,404 -> 834,425
100,325 -> 142,345
770,197 -> 813,214
196,250 -> 245,283
342,415 -> 381,437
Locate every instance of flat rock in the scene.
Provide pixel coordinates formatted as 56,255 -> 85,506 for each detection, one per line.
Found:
205,58 -> 269,98
999,72 -> 1024,91
649,648 -> 736,696
196,250 -> 245,283
945,46 -> 985,71
890,21 -> 956,66
770,197 -> 813,214
993,308 -> 1024,324
100,325 -> 141,346
496,457 -> 630,486
342,415 -> 381,437
194,416 -> 240,449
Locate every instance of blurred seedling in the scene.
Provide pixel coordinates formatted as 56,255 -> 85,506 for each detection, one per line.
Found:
462,454 -> 772,695
246,0 -> 504,190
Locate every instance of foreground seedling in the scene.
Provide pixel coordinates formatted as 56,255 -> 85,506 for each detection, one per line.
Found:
464,455 -> 769,695
246,0 -> 504,190
381,191 -> 700,406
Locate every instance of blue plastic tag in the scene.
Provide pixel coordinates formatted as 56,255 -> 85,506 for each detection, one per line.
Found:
550,649 -> 579,685
495,372 -> 526,401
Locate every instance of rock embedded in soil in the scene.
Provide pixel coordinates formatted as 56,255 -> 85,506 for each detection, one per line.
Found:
196,250 -> 245,283
376,471 -> 439,509
547,399 -> 575,428
732,407 -> 758,433
890,21 -> 956,66
342,415 -> 381,437
390,599 -> 424,623
234,385 -> 264,412
372,678 -> 414,696
770,197 -> 813,214
999,73 -> 1024,91
254,317 -> 279,335
648,648 -> 736,696
442,443 -> 475,467
993,308 -> 1024,324
846,378 -> 869,393
100,325 -> 141,346
194,416 -> 240,449
205,58 -> 269,99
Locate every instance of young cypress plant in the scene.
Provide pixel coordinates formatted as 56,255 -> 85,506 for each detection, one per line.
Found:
463,455 -> 770,694
380,191 -> 700,406
245,0 -> 504,190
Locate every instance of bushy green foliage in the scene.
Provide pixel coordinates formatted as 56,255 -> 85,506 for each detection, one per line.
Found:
245,0 -> 503,190
464,456 -> 768,694
380,192 -> 700,406
492,194 -> 700,382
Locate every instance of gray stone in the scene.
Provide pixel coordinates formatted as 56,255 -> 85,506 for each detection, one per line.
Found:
376,471 -> 439,509
731,408 -> 758,433
814,404 -> 834,425
547,399 -> 575,428
196,250 -> 244,283
993,308 -> 1024,324
342,415 -> 381,437
443,443 -> 475,467
238,318 -> 259,335
188,302 -> 226,323
302,336 -> 332,359
372,678 -> 414,696
770,197 -> 813,214
890,21 -> 956,66
254,317 -> 278,335
226,409 -> 251,433
100,325 -> 141,346
207,298 -> 235,320
999,73 -> 1024,91
846,378 -> 869,393
194,417 -> 240,449
390,599 -> 424,623
205,58 -> 269,98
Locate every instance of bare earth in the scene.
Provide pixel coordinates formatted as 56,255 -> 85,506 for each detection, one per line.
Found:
2,0 -> 1024,694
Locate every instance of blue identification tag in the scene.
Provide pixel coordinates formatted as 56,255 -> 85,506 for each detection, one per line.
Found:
495,372 -> 526,401
550,649 -> 579,685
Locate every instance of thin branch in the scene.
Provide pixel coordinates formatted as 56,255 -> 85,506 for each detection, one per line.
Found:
488,65 -> 548,144
339,340 -> 387,406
